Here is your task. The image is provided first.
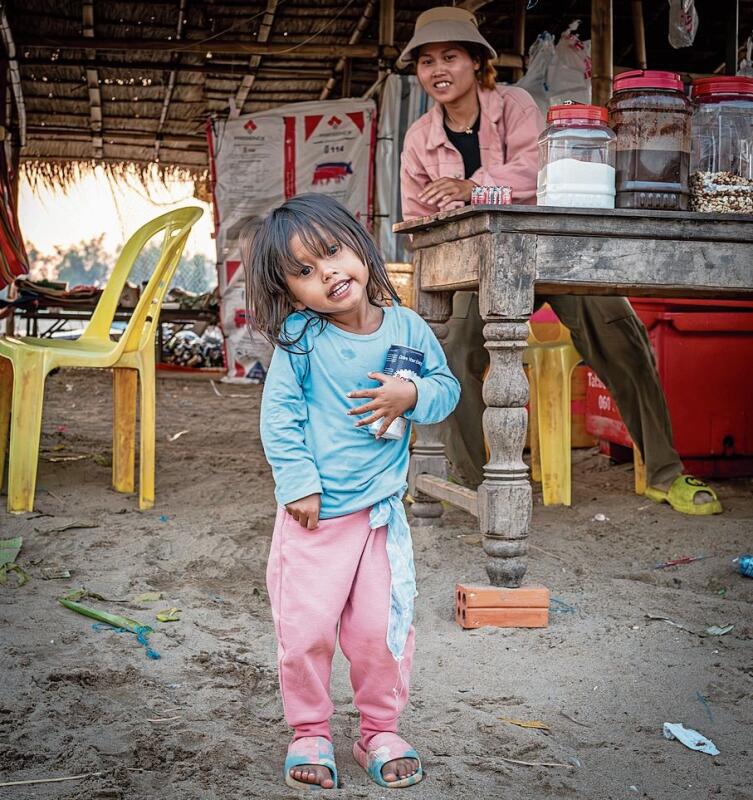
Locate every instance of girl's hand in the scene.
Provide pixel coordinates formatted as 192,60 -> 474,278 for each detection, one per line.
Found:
347,372 -> 418,438
418,178 -> 475,209
285,493 -> 321,530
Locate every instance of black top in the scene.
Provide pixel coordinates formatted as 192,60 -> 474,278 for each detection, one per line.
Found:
443,113 -> 481,179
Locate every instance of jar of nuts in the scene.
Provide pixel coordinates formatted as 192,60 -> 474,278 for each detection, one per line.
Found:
690,77 -> 753,214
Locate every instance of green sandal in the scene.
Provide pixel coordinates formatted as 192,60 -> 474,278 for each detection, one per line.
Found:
645,475 -> 722,516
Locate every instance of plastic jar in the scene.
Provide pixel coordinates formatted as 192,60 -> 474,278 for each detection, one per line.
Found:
537,104 -> 616,208
689,76 -> 753,214
607,70 -> 692,210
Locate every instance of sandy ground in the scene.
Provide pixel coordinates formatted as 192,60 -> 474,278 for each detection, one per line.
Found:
1,369 -> 752,800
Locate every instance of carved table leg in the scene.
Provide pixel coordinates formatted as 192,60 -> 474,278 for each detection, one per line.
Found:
477,321 -> 531,585
408,254 -> 453,527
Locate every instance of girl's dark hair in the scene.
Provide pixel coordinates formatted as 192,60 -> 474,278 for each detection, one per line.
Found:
241,193 -> 399,352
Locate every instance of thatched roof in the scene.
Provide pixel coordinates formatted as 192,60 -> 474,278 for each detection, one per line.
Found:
4,0 -> 752,186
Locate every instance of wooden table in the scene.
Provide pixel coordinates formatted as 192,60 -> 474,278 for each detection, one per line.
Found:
395,205 -> 753,587
16,305 -> 219,362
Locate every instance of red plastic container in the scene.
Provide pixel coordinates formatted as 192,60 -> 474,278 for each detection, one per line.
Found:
586,298 -> 753,477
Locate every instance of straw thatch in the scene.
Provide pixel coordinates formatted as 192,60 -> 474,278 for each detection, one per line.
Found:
4,0 -> 752,188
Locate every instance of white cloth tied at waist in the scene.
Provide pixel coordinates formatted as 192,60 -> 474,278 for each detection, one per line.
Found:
369,487 -> 416,661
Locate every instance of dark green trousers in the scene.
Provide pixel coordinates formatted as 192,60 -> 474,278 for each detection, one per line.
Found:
441,292 -> 683,488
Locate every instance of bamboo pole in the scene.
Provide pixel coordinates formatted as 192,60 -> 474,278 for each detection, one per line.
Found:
21,37 -> 398,59
725,0 -> 739,75
511,0 -> 526,82
631,0 -> 647,70
591,0 -> 613,107
377,0 -> 395,92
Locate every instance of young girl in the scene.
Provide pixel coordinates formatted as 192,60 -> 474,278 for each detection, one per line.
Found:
242,193 -> 459,789
397,5 -> 721,514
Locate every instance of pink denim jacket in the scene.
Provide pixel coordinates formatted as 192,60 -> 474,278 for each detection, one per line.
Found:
400,84 -> 545,220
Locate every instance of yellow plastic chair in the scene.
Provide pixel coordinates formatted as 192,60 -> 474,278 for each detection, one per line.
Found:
0,207 -> 203,513
524,322 -> 583,506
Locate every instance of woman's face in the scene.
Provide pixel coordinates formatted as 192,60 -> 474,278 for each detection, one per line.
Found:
415,42 -> 480,105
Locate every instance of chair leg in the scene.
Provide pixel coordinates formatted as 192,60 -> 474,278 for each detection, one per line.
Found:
526,361 -> 542,483
138,362 -> 156,510
535,346 -> 581,507
7,355 -> 47,513
0,357 -> 12,491
633,445 -> 647,495
112,368 -> 137,494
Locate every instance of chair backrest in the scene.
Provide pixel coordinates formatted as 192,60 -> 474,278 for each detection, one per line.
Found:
80,207 -> 204,355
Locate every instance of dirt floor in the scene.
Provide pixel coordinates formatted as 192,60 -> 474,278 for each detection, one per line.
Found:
1,368 -> 752,800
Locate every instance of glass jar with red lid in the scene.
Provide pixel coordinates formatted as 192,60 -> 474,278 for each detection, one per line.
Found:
689,76 -> 753,214
537,104 -> 616,208
607,70 -> 692,210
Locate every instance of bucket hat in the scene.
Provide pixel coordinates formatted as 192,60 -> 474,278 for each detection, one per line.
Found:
397,6 -> 497,69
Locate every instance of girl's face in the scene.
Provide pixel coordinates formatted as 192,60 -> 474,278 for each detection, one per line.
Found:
416,42 -> 480,105
285,233 -> 371,319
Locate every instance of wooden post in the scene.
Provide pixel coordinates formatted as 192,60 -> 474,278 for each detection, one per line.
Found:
511,0 -> 527,82
591,0 -> 613,107
631,0 -> 647,70
378,0 -> 395,88
341,58 -> 352,97
726,0 -> 739,75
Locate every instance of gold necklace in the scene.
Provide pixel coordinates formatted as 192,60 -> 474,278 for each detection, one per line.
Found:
446,109 -> 479,135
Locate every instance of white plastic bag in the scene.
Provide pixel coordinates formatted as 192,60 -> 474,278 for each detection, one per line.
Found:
668,0 -> 699,49
547,20 -> 592,106
516,31 -> 555,116
738,34 -> 753,76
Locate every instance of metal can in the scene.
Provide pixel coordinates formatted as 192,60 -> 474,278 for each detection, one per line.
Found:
368,344 -> 425,440
738,554 -> 753,578
470,185 -> 513,206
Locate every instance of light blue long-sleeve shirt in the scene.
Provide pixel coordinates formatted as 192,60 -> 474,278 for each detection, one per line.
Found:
260,304 -> 460,518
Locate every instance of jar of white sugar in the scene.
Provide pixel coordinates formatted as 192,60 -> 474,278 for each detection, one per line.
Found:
537,104 -> 616,209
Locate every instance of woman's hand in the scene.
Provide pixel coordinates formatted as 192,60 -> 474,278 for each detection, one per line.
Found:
418,177 -> 475,209
285,493 -> 321,530
347,372 -> 418,438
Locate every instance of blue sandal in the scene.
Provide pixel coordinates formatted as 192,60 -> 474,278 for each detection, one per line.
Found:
352,732 -> 423,788
284,736 -> 338,790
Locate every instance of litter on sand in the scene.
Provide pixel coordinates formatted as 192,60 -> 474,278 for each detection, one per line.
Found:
156,607 -> 181,622
497,755 -> 574,769
40,520 -> 100,534
59,590 -> 160,660
704,624 -> 734,636
135,591 -> 164,604
645,613 -> 691,631
41,568 -> 72,580
654,554 -> 708,569
0,536 -> 23,567
499,718 -> 550,731
0,537 -> 29,587
662,722 -> 720,755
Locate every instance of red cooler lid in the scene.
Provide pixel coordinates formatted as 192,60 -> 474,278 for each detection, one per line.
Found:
547,104 -> 608,124
613,70 -> 684,93
691,76 -> 753,98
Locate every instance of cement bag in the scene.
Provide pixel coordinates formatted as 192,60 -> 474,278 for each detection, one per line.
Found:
668,0 -> 699,49
221,284 -> 273,384
516,32 -> 555,116
546,20 -> 592,107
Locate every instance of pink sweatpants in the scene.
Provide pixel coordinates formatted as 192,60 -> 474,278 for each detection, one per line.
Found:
266,505 -> 415,744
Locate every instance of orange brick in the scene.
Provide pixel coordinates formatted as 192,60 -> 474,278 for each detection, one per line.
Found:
456,606 -> 549,629
455,584 -> 550,610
